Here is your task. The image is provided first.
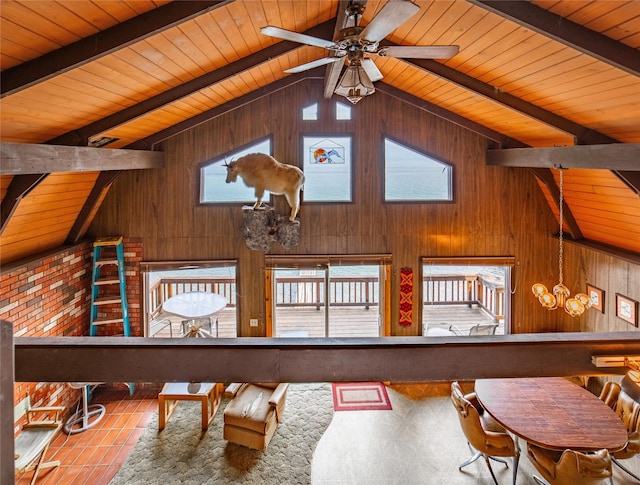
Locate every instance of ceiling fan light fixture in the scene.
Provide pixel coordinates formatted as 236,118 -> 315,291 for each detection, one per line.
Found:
334,62 -> 375,104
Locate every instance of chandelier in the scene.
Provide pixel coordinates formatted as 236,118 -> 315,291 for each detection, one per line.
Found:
531,168 -> 591,317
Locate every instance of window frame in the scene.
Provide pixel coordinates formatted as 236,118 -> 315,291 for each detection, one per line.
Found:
300,132 -> 355,204
198,135 -> 274,206
140,259 -> 239,338
420,256 -> 514,336
382,135 -> 454,204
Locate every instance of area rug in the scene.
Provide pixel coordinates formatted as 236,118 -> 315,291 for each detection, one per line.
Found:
109,382 -> 333,485
331,382 -> 392,411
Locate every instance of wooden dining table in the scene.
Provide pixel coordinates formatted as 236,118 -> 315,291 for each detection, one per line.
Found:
475,377 -> 628,452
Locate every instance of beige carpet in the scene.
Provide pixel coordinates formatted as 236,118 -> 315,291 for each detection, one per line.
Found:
109,382 -> 333,485
111,382 -> 640,485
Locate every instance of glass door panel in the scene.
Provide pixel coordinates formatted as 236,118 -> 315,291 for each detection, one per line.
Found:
271,262 -> 385,338
273,267 -> 327,337
328,264 -> 381,337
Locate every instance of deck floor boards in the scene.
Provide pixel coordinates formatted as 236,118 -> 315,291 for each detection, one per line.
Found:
151,304 -> 501,338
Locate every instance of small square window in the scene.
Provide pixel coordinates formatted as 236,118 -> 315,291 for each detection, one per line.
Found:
302,103 -> 318,120
336,102 -> 352,120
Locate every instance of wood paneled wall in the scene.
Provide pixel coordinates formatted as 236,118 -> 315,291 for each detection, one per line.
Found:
89,79 -> 637,337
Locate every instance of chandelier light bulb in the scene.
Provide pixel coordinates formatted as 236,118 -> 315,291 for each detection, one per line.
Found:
532,283 -> 548,298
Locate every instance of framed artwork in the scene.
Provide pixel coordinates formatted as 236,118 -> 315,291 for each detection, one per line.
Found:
586,284 -> 605,313
615,293 -> 638,326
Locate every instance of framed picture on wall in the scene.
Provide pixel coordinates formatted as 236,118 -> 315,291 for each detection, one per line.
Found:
615,293 -> 638,326
586,284 -> 605,313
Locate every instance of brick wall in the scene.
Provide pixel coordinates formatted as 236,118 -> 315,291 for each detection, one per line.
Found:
2,238 -> 143,433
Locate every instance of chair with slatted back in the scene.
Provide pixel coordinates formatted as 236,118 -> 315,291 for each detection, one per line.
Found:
15,405 -> 65,485
449,323 -> 498,336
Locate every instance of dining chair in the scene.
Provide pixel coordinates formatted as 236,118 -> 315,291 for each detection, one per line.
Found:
449,323 -> 498,336
181,317 -> 214,337
526,443 -> 612,485
148,314 -> 172,337
598,374 -> 640,482
450,381 -> 519,485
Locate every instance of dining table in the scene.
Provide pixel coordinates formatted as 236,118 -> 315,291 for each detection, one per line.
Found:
475,377 -> 628,452
162,291 -> 227,337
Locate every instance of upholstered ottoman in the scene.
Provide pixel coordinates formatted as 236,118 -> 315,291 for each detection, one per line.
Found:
223,383 -> 289,451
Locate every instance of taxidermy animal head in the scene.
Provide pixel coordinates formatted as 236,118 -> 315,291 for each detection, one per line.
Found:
224,153 -> 305,222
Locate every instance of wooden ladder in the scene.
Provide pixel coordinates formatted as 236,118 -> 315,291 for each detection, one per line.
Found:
89,236 -> 130,337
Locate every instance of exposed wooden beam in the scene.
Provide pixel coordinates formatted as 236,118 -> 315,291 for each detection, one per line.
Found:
385,42 -> 620,146
0,1 -> 232,98
12,333 -> 640,382
614,171 -> 640,197
530,168 -> 582,240
124,70 -> 324,150
1,322 -> 14,485
0,174 -> 48,233
565,237 -> 640,265
66,171 -> 122,244
468,0 -> 640,77
0,142 -> 163,175
486,143 -> 640,170
47,21 -> 337,146
376,83 -> 528,148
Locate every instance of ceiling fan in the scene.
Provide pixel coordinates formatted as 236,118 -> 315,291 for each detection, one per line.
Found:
260,0 -> 459,104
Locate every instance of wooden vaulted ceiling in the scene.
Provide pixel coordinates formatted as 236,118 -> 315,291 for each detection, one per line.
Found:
0,0 -> 639,264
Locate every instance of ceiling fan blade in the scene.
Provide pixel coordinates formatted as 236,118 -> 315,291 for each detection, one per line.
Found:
378,45 -> 460,59
360,0 -> 420,42
285,57 -> 343,74
324,59 -> 344,98
362,58 -> 383,82
261,26 -> 336,49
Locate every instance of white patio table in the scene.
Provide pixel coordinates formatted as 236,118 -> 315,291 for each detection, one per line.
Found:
162,291 -> 227,338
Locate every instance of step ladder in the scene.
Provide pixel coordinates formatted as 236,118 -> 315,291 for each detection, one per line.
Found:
90,236 -> 130,337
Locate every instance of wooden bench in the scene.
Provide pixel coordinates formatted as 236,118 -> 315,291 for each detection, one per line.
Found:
15,405 -> 65,484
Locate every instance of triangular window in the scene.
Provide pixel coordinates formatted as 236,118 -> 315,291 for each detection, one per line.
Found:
200,137 -> 272,204
384,137 -> 453,201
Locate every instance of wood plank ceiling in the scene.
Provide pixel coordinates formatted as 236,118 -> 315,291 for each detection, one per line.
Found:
0,0 -> 639,263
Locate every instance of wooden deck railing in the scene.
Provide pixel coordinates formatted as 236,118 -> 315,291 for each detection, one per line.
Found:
276,276 -> 377,310
422,275 -> 505,322
148,274 -> 504,321
148,277 -> 237,317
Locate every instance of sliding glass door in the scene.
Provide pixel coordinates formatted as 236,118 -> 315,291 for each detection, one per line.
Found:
266,256 -> 390,338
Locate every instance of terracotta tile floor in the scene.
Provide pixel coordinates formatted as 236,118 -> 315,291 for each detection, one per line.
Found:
15,384 -> 161,485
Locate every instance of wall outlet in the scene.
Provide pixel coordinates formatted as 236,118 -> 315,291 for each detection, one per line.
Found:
250,318 -> 259,327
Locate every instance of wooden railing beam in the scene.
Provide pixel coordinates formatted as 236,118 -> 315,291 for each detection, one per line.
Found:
13,333 -> 640,383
